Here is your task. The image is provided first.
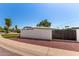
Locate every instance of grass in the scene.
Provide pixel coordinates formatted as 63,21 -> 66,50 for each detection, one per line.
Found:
2,33 -> 19,39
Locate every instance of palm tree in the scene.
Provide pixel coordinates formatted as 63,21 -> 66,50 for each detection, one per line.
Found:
15,25 -> 18,30
5,18 -> 12,33
15,25 -> 19,32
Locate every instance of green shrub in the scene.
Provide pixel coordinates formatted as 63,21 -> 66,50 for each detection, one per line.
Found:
16,29 -> 20,33
2,34 -> 19,38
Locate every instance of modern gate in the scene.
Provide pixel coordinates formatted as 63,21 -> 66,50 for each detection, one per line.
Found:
52,29 -> 76,40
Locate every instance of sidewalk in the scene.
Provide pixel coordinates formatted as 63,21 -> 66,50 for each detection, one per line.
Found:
0,35 -> 79,56
0,47 -> 20,56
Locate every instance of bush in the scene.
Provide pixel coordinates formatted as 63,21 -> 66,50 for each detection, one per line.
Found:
16,29 -> 20,33
2,34 -> 19,38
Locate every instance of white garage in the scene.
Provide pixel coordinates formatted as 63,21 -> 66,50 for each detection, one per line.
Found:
20,27 -> 52,40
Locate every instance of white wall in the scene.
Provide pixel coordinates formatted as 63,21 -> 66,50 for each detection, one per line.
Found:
20,29 -> 52,40
76,29 -> 79,42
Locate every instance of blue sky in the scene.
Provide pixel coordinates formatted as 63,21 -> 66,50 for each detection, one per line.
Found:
0,3 -> 79,29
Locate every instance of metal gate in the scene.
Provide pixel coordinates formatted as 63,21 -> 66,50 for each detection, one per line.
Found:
52,29 -> 76,40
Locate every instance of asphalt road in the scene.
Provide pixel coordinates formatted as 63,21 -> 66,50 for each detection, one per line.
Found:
0,47 -> 20,56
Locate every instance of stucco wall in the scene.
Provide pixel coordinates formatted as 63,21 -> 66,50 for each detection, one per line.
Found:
20,29 -> 52,40
76,29 -> 79,42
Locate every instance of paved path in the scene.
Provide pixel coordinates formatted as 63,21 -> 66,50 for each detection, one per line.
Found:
12,38 -> 79,52
0,35 -> 20,56
0,37 -> 79,56
1,34 -> 79,55
0,47 -> 20,56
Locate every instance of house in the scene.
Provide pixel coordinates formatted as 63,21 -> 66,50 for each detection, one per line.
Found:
71,27 -> 79,30
20,26 -> 79,42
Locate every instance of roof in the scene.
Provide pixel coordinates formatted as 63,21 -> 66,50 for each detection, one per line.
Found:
71,27 -> 79,29
22,27 -> 53,30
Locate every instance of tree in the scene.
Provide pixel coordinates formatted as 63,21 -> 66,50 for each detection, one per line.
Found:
4,26 -> 8,33
36,19 -> 51,27
15,25 -> 18,33
0,26 -> 4,32
14,25 -> 20,33
5,18 -> 12,33
16,29 -> 20,33
15,25 -> 18,30
9,28 -> 14,32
